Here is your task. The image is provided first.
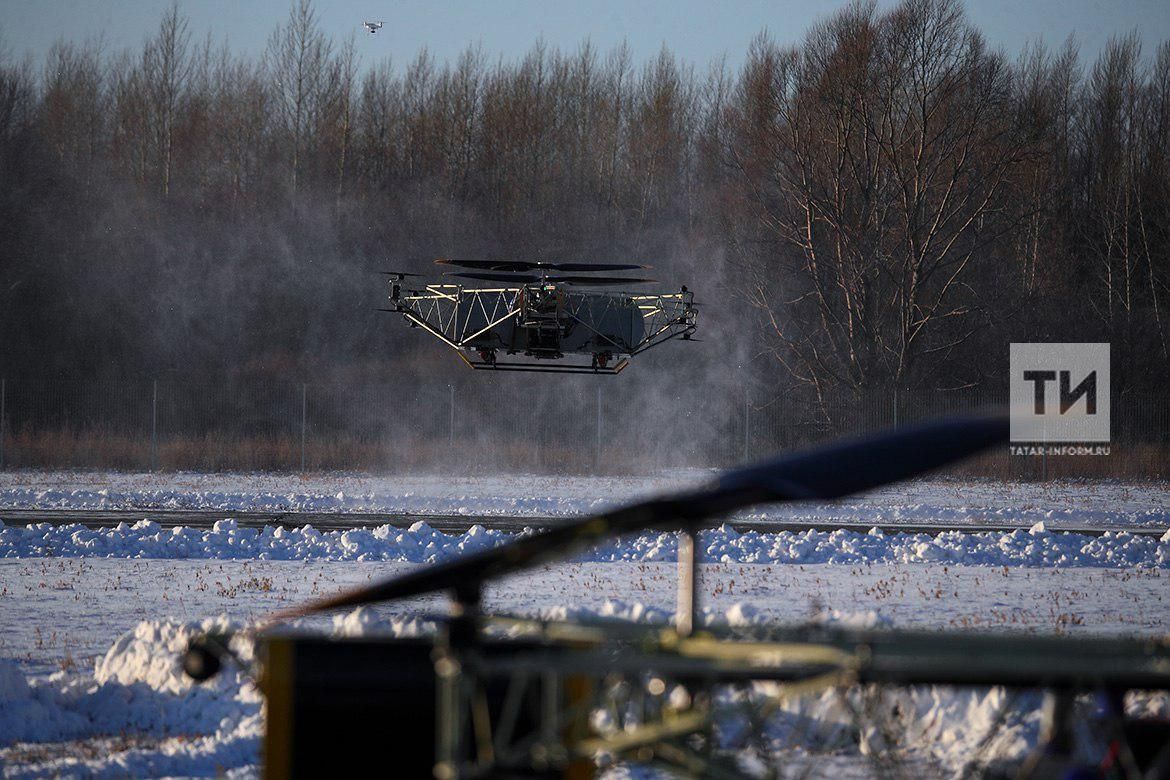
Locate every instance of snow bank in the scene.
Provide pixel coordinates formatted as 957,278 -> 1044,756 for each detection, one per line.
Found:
1,519 -> 1167,568
0,617 -> 260,778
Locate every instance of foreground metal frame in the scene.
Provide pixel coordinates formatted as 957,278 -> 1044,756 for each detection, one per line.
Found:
229,532 -> 1170,778
184,415 -> 1170,777
425,630 -> 1170,777
412,545 -> 1170,778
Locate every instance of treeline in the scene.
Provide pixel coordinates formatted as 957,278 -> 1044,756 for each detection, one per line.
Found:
0,0 -> 1167,418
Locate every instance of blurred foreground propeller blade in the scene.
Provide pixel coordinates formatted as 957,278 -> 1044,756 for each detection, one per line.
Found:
281,413 -> 1007,618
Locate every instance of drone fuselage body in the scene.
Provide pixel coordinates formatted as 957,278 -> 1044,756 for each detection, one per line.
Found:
456,285 -> 645,358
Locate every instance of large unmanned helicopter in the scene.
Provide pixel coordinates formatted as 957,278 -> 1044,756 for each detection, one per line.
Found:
382,258 -> 698,374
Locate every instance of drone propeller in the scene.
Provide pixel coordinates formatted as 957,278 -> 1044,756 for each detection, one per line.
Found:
446,272 -> 540,284
436,259 -> 650,273
282,413 -> 1007,618
446,272 -> 656,286
379,271 -> 424,277
550,275 -> 656,286
548,262 -> 650,272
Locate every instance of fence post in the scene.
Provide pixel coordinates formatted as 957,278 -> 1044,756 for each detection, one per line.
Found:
301,383 -> 307,472
151,379 -> 158,472
743,386 -> 749,463
1041,417 -> 1048,481
0,377 -> 5,470
595,384 -> 602,468
676,530 -> 698,637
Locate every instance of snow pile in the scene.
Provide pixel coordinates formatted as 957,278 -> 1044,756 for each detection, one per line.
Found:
2,518 -> 1167,568
0,518 -> 513,563
330,607 -> 437,638
744,680 -> 1041,773
0,617 -> 260,778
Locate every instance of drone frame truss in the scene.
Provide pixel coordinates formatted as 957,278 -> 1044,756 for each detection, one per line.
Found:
386,279 -> 697,374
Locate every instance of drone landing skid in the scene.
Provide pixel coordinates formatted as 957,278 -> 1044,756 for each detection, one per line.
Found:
460,354 -> 629,375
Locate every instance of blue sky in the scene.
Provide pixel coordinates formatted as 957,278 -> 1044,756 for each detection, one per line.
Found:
2,0 -> 1167,72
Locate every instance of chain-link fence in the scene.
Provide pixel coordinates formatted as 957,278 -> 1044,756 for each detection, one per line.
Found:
0,376 -> 1165,477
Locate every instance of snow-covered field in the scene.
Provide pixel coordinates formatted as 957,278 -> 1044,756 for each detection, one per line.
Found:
2,470 -> 1168,529
0,472 -> 1167,777
1,559 -> 1167,777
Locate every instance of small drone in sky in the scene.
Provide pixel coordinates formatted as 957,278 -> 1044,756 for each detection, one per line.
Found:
363,20 -> 384,34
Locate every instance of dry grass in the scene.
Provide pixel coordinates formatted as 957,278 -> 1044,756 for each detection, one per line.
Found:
0,426 -> 1167,478
953,445 -> 1169,481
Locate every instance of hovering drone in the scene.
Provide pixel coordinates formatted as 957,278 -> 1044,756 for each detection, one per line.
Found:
381,258 -> 698,374
363,20 -> 383,34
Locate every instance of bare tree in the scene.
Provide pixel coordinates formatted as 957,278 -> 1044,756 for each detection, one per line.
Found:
324,36 -> 359,208
40,39 -> 106,175
727,0 -> 1027,407
0,48 -> 35,149
142,2 -> 192,195
266,0 -> 332,198
209,46 -> 269,204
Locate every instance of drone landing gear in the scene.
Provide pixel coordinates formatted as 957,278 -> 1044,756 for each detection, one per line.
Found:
461,351 -> 629,374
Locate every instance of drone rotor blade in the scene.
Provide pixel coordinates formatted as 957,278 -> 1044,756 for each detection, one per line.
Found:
436,259 -> 536,272
549,275 -> 656,286
546,262 -> 650,272
436,259 -> 651,273
283,413 -> 1007,617
446,271 -> 540,284
379,271 -> 424,277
